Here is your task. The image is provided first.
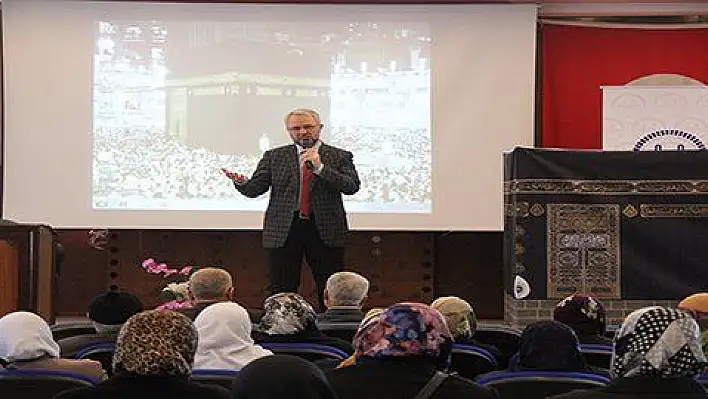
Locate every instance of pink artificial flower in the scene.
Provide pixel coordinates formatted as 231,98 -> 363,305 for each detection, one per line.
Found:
179,266 -> 193,276
156,299 -> 194,311
141,258 -> 156,269
162,269 -> 179,278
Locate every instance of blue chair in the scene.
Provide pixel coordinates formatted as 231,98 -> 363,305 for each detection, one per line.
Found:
260,342 -> 349,361
579,344 -> 613,370
450,344 -> 499,380
74,342 -> 116,376
0,368 -> 97,398
695,372 -> 708,389
191,369 -> 238,390
476,370 -> 610,399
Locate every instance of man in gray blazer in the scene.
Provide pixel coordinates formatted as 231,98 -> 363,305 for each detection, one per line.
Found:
225,108 -> 360,308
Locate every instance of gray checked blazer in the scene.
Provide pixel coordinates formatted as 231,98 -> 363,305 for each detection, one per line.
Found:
234,142 -> 360,248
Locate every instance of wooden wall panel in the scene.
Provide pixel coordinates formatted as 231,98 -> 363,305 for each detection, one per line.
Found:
54,229 -> 499,317
434,232 -> 504,320
55,230 -> 113,317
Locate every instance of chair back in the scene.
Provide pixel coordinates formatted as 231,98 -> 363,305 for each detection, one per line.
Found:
579,344 -> 613,370
74,341 -> 116,376
191,369 -> 238,390
695,372 -> 708,390
51,321 -> 96,341
450,344 -> 499,380
260,342 -> 349,362
474,324 -> 522,367
318,322 -> 360,342
0,368 -> 97,398
476,370 -> 610,399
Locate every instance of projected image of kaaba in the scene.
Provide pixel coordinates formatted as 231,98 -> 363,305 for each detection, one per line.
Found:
163,22 -> 430,156
91,19 -> 432,211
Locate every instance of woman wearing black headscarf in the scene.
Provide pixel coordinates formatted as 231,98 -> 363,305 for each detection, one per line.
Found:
552,306 -> 708,399
231,354 -> 338,399
509,320 -> 604,376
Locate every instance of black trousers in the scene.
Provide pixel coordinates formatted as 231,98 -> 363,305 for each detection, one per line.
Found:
267,214 -> 344,311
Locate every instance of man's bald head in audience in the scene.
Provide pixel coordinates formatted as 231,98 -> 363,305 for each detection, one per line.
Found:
324,271 -> 369,308
188,267 -> 233,301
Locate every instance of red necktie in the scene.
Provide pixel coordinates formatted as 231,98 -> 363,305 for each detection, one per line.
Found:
299,165 -> 314,217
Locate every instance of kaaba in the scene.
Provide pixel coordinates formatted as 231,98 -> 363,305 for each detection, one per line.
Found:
504,147 -> 708,300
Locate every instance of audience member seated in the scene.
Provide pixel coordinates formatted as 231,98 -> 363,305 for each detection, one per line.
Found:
193,302 -> 272,370
253,293 -> 354,354
54,310 -> 229,399
177,267 -> 260,323
553,294 -> 612,346
508,320 -> 604,376
431,296 -> 503,363
332,308 -> 385,370
678,293 -> 708,354
232,354 -> 338,399
552,306 -> 708,399
58,286 -> 143,358
327,302 -> 498,399
318,271 -> 369,324
0,311 -> 106,382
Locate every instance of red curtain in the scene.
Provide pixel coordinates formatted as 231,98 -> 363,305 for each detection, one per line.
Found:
541,24 -> 708,149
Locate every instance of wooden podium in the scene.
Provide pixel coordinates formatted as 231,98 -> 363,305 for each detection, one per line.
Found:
0,224 -> 57,323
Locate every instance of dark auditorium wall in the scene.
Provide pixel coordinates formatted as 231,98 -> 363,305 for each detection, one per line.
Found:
55,229 -> 504,318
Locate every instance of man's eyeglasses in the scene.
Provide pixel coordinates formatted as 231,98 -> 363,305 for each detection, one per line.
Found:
287,124 -> 320,132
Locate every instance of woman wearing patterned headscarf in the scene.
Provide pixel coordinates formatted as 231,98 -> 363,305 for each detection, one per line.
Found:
336,307 -> 385,369
327,302 -> 498,399
253,292 -> 353,354
553,294 -> 612,346
552,306 -> 708,399
55,310 -> 229,399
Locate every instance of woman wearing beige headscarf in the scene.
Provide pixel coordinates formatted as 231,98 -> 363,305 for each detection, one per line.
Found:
55,310 -> 229,399
0,311 -> 106,382
431,296 -> 502,363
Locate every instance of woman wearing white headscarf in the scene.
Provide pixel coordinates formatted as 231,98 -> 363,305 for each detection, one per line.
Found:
0,311 -> 106,381
552,306 -> 708,399
54,310 -> 229,399
193,302 -> 272,370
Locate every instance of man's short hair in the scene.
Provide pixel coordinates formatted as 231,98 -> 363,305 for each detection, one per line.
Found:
325,271 -> 369,307
188,268 -> 233,300
284,108 -> 321,125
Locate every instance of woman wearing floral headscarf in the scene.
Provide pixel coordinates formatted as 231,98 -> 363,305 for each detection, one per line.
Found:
327,302 -> 498,399
552,306 -> 708,399
553,294 -> 612,346
253,292 -> 353,354
55,310 -> 229,399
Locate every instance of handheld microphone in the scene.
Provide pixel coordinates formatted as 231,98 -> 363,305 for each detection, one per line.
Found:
300,138 -> 316,170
